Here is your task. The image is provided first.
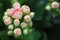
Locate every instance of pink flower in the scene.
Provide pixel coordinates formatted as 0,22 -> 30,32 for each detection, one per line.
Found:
3,16 -> 9,20
51,1 -> 59,9
22,5 -> 30,14
13,2 -> 20,9
14,28 -> 21,36
24,15 -> 31,22
12,8 -> 23,19
4,17 -> 12,25
6,8 -> 14,15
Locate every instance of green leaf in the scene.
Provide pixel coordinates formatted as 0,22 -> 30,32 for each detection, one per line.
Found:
41,12 -> 52,28
29,0 -> 49,20
21,29 -> 40,40
40,31 -> 47,40
0,31 -> 9,40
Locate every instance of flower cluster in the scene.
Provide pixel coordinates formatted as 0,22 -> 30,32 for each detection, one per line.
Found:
45,1 -> 59,11
45,1 -> 60,17
3,2 -> 35,37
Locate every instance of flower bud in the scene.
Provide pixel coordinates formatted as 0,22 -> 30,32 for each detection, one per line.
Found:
4,12 -> 9,16
28,21 -> 33,27
51,1 -> 59,9
23,29 -> 28,35
3,17 -> 12,25
21,5 -> 30,14
6,8 -> 14,15
14,28 -> 21,36
21,22 -> 27,29
45,5 -> 51,11
8,31 -> 13,35
3,16 -> 9,20
13,2 -> 20,8
14,19 -> 20,26
24,15 -> 31,22
29,12 -> 35,18
8,25 -> 14,30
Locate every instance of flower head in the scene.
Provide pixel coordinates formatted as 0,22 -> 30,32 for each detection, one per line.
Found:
8,24 -> 14,30
21,22 -> 27,29
23,28 -> 28,35
13,2 -> 20,9
22,5 -> 30,14
3,16 -> 9,20
51,1 -> 59,9
14,19 -> 20,26
3,16 -> 12,25
29,12 -> 35,18
12,8 -> 23,19
6,8 -> 14,15
45,5 -> 51,11
24,15 -> 31,22
8,31 -> 13,35
14,28 -> 21,36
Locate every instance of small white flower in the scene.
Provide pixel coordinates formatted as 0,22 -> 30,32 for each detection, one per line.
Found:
4,12 -> 9,16
3,16 -> 12,25
13,2 -> 20,8
8,25 -> 14,30
24,15 -> 31,22
28,21 -> 33,27
45,5 -> 51,11
23,28 -> 28,35
21,5 -> 30,14
29,12 -> 35,18
14,28 -> 21,36
3,16 -> 9,20
8,31 -> 13,35
21,22 -> 27,29
51,1 -> 59,9
14,19 -> 20,26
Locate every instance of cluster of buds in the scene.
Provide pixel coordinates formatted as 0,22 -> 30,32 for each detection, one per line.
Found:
3,2 -> 35,37
45,1 -> 59,11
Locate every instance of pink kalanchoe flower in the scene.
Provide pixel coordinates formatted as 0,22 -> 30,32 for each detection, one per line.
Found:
22,5 -> 30,14
3,16 -> 9,20
4,17 -> 12,25
51,1 -> 59,9
14,28 -> 21,36
6,8 -> 14,15
12,8 -> 23,19
13,2 -> 20,9
24,15 -> 31,22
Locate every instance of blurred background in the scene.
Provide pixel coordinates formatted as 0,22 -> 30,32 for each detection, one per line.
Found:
0,0 -> 60,40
